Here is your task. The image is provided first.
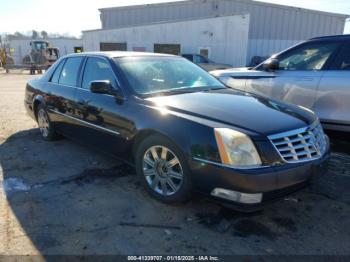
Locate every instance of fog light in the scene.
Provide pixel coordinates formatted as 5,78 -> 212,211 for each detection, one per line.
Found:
211,188 -> 262,204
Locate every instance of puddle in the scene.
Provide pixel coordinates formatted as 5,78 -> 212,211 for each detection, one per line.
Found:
34,232 -> 61,249
233,219 -> 277,241
195,208 -> 280,240
329,153 -> 350,176
0,164 -> 135,197
326,136 -> 350,176
272,217 -> 297,232
33,164 -> 135,188
1,177 -> 30,197
195,208 -> 262,233
60,164 -> 135,186
328,132 -> 350,155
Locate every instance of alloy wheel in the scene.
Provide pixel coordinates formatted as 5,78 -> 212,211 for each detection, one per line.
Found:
142,145 -> 184,196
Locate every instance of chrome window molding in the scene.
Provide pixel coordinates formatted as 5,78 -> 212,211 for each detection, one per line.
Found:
80,55 -> 123,91
49,55 -> 126,99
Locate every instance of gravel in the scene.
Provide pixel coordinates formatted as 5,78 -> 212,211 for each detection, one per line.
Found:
0,71 -> 350,256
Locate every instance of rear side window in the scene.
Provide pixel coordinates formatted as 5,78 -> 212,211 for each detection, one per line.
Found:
329,43 -> 350,71
58,57 -> 84,86
277,42 -> 339,71
82,57 -> 116,90
50,60 -> 65,83
194,55 -> 209,64
182,54 -> 193,61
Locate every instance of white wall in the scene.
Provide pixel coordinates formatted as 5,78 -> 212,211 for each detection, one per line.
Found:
246,39 -> 302,65
98,0 -> 347,65
83,14 -> 250,67
9,38 -> 83,65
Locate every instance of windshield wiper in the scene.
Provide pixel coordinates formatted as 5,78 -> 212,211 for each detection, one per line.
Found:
147,86 -> 227,97
152,88 -> 200,96
201,86 -> 227,92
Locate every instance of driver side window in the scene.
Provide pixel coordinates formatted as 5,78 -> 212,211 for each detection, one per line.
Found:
278,43 -> 339,71
82,57 -> 116,90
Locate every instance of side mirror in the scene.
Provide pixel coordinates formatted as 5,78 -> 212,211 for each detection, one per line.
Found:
90,80 -> 113,94
262,58 -> 279,71
90,80 -> 124,100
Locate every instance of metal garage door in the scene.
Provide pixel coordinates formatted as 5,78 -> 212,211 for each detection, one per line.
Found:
154,44 -> 181,55
100,42 -> 127,51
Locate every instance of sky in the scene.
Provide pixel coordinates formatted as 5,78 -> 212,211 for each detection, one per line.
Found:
0,0 -> 349,37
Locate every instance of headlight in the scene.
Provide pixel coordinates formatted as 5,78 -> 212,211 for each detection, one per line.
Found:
214,128 -> 262,168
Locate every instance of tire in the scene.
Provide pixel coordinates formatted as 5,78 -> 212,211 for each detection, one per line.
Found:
135,134 -> 192,203
36,104 -> 58,141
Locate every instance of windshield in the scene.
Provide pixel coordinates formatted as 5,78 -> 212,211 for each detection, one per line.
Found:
32,41 -> 49,51
115,56 -> 225,96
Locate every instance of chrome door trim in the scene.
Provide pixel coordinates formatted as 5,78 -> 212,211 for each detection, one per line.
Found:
48,109 -> 120,136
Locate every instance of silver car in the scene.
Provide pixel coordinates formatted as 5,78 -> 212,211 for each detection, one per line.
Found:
182,54 -> 232,72
211,35 -> 350,132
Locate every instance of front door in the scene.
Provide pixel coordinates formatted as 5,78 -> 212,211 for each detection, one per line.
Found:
73,56 -> 130,155
315,42 -> 350,130
246,42 -> 340,109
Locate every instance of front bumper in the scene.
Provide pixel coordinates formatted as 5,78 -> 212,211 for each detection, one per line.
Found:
190,150 -> 330,211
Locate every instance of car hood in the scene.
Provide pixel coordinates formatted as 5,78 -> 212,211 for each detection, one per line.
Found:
199,63 -> 233,72
146,88 -> 316,137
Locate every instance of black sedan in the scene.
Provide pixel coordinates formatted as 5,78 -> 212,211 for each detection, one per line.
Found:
24,52 -> 330,210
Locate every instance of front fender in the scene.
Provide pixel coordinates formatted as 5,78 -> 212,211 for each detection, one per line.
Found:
131,104 -> 220,164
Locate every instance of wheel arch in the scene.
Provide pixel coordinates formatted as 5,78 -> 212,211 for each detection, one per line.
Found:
32,95 -> 46,120
132,128 -> 194,203
131,128 -> 188,160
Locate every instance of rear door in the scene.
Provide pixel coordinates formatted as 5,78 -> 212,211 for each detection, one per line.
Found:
46,56 -> 84,137
315,42 -> 350,130
246,42 -> 340,109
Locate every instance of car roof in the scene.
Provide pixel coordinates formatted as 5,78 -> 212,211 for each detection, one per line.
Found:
309,34 -> 350,42
64,51 -> 177,59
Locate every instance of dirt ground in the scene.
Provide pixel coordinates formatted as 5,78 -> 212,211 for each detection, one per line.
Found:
0,71 -> 350,256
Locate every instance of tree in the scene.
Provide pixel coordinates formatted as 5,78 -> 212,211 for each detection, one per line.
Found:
32,30 -> 38,39
41,30 -> 48,39
7,31 -> 26,40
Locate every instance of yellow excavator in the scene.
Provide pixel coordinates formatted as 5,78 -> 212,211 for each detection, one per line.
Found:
23,40 -> 60,74
5,40 -> 60,74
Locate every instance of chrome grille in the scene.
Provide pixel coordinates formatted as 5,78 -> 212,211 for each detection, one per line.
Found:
268,121 -> 327,163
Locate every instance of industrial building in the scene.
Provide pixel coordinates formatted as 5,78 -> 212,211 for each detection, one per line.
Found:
83,0 -> 348,66
84,14 -> 250,67
8,38 -> 83,65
